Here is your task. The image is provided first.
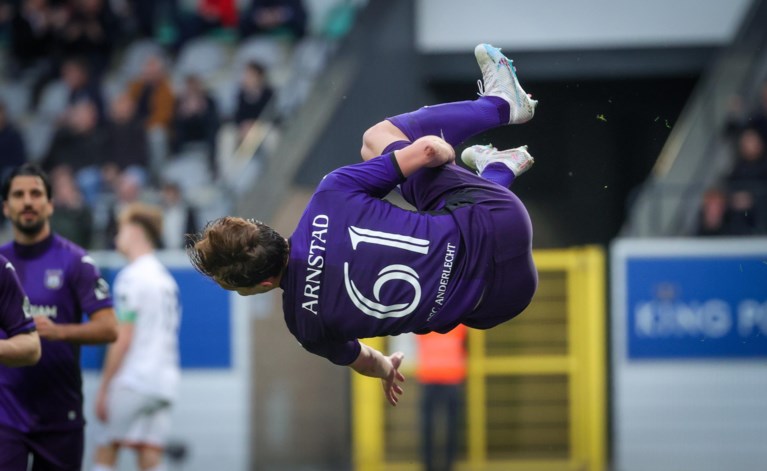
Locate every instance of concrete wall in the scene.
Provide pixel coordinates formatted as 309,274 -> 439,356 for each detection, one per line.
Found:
416,0 -> 752,52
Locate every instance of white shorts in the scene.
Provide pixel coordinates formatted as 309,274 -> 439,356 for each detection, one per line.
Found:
96,386 -> 173,449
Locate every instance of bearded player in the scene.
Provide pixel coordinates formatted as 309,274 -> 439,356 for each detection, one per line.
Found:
1,163 -> 118,470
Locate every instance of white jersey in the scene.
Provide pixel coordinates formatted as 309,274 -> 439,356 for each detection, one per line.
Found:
112,254 -> 181,401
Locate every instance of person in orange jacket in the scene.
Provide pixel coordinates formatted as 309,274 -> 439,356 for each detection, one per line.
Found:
416,325 -> 467,471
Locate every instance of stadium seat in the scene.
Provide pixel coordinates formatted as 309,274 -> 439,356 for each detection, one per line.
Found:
233,37 -> 288,73
174,37 -> 230,83
36,80 -> 68,122
211,77 -> 238,121
22,118 -> 55,162
0,82 -> 30,120
119,40 -> 166,81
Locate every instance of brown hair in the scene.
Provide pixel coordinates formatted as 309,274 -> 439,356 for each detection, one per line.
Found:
120,202 -> 164,248
3,163 -> 52,201
187,217 -> 288,288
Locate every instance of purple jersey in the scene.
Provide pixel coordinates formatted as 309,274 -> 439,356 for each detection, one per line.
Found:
0,234 -> 113,432
281,155 -> 497,365
0,255 -> 35,337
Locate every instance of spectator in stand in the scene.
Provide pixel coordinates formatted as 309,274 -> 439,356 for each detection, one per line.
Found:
234,61 -> 273,142
126,53 -> 174,131
696,187 -> 730,237
723,94 -> 747,139
59,56 -> 106,123
175,0 -> 237,51
21,0 -> 71,109
104,94 -> 150,189
49,166 -> 94,248
42,100 -> 108,205
0,101 -> 27,182
726,127 -> 767,234
239,0 -> 307,40
171,74 -> 220,179
59,0 -> 118,77
126,0 -> 179,40
416,326 -> 467,471
0,0 -> 12,37
726,190 -> 762,235
0,100 -> 27,228
754,81 -> 767,143
728,127 -> 767,188
9,0 -> 57,74
724,81 -> 767,143
104,171 -> 144,248
126,52 -> 174,181
160,181 -> 198,249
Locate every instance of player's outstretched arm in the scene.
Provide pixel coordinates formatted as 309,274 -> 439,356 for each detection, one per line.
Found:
0,331 -> 41,367
350,342 -> 406,406
393,136 -> 456,177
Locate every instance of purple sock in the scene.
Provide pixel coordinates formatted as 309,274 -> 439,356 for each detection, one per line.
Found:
386,96 -> 510,147
481,162 -> 516,188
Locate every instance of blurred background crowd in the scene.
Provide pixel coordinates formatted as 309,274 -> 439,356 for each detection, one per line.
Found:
697,83 -> 767,236
0,0 -> 359,249
0,0 -> 764,250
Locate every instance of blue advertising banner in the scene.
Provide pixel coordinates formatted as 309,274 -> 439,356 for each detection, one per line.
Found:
627,256 -> 767,359
82,267 -> 231,369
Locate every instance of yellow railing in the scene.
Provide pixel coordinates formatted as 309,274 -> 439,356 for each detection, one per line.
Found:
352,246 -> 606,471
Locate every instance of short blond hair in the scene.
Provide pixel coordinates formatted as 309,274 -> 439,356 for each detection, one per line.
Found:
119,202 -> 164,248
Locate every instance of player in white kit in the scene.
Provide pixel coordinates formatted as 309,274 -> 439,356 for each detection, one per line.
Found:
92,203 -> 181,471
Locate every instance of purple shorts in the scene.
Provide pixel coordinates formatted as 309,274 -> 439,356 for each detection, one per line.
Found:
396,161 -> 538,330
0,424 -> 84,471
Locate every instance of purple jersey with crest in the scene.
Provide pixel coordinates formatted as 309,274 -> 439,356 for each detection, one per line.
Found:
0,255 -> 35,337
281,155 -> 497,365
0,234 -> 113,432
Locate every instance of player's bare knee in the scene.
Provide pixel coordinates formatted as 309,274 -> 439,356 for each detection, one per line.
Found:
360,137 -> 375,161
361,121 -> 409,161
361,123 -> 384,161
360,145 -> 373,161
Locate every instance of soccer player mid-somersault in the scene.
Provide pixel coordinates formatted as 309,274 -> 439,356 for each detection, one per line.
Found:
188,44 -> 539,406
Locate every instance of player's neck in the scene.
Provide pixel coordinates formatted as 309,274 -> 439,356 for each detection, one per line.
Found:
13,224 -> 51,245
274,260 -> 288,289
125,244 -> 153,263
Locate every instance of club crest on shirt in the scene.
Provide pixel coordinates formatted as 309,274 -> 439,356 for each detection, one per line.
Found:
22,296 -> 32,319
94,278 -> 110,300
45,269 -> 64,290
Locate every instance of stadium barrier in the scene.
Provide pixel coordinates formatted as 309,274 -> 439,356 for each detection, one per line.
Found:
352,246 -> 606,471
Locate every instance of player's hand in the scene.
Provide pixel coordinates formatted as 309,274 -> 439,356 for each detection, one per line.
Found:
422,136 -> 456,168
381,352 -> 406,406
33,316 -> 63,341
95,390 -> 109,422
